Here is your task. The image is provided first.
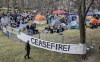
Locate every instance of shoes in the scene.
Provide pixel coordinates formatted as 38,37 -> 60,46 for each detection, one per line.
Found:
24,56 -> 26,59
28,57 -> 31,59
24,55 -> 31,59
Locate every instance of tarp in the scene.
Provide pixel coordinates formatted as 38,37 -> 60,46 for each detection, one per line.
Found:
16,24 -> 27,30
53,10 -> 69,14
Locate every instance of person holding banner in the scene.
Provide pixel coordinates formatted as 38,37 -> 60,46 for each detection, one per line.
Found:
24,40 -> 31,59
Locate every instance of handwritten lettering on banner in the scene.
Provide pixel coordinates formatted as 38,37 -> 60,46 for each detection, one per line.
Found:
31,38 -> 70,51
17,33 -> 86,54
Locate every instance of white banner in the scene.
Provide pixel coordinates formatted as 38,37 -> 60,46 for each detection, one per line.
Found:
2,26 -> 20,34
2,26 -> 86,54
17,32 -> 86,54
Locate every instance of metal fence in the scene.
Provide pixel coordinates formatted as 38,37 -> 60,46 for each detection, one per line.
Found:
1,29 -> 80,44
32,33 -> 80,44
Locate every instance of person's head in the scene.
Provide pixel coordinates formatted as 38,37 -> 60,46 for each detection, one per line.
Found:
27,40 -> 29,43
95,17 -> 99,20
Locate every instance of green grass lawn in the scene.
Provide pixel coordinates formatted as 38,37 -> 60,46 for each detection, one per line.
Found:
0,27 -> 100,62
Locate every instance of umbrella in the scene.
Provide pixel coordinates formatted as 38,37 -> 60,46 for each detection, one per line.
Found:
53,10 -> 69,14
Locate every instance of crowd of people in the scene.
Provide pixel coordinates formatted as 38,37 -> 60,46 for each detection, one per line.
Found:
0,11 -> 35,28
44,25 -> 65,35
26,23 -> 39,35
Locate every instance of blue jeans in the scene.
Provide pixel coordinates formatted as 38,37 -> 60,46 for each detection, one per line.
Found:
27,29 -> 30,35
29,29 -> 33,35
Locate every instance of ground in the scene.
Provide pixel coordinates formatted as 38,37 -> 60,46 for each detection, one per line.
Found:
0,27 -> 100,62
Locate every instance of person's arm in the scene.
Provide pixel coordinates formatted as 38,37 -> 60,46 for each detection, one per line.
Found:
29,44 -> 31,49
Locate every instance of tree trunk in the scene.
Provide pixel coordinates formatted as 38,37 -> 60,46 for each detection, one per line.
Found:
7,0 -> 10,12
78,0 -> 86,60
79,17 -> 86,44
21,0 -> 25,11
79,0 -> 86,44
0,0 -> 3,11
13,0 -> 16,13
98,1 -> 100,11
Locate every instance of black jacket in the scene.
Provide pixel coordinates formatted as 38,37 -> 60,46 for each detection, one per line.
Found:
25,43 -> 31,51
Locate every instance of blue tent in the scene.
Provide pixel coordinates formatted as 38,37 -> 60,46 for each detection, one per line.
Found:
51,19 -> 57,25
87,12 -> 93,16
65,14 -> 79,29
95,12 -> 100,15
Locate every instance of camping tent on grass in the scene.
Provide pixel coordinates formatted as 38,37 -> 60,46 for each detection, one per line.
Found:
53,10 -> 69,14
34,14 -> 46,24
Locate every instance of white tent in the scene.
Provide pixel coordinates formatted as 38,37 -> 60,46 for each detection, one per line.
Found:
1,16 -> 10,26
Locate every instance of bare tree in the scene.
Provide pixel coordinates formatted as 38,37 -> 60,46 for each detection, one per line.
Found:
72,0 -> 94,59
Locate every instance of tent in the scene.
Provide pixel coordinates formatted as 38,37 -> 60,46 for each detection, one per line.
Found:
86,16 -> 94,20
90,18 -> 99,24
95,12 -> 100,15
87,12 -> 93,16
60,23 -> 67,29
66,14 -> 79,29
53,10 -> 69,14
1,16 -> 10,26
54,21 -> 61,26
34,14 -> 46,24
0,7 -> 7,10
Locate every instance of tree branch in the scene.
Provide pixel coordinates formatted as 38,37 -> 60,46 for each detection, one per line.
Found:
71,0 -> 80,6
84,0 -> 94,17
